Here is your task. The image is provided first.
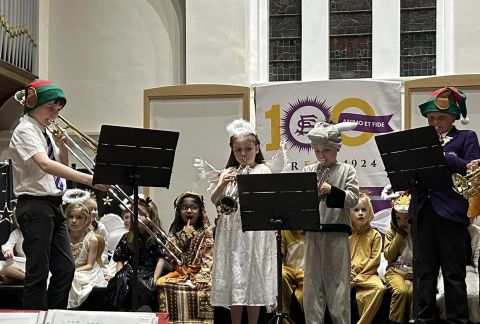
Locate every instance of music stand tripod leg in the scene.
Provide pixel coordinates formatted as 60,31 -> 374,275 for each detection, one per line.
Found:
268,229 -> 296,324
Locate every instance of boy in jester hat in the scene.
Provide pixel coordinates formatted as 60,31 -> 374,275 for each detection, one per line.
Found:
410,87 -> 480,323
9,80 -> 109,310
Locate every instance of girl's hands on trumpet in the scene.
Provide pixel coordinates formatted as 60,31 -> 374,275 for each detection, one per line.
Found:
219,167 -> 237,187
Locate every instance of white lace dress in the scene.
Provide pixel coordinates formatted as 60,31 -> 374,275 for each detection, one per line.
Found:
210,163 -> 277,308
68,231 -> 107,309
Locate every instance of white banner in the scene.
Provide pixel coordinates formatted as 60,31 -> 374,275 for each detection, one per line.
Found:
254,80 -> 402,226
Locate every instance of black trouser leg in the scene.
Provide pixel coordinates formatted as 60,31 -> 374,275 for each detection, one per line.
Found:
435,214 -> 468,324
416,202 -> 440,322
17,198 -> 74,310
416,201 -> 469,324
47,208 -> 75,309
17,199 -> 54,310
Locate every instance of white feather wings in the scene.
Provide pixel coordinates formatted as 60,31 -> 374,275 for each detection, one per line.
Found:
193,141 -> 291,192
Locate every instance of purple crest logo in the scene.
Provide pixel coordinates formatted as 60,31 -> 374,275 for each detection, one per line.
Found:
281,97 -> 331,152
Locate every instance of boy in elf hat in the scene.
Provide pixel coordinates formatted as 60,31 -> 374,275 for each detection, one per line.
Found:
9,80 -> 109,310
411,87 -> 480,323
302,121 -> 359,324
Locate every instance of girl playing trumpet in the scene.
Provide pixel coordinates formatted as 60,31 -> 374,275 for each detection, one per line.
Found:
210,119 -> 276,324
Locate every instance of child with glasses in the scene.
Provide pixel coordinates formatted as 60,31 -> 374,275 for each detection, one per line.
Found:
156,191 -> 214,322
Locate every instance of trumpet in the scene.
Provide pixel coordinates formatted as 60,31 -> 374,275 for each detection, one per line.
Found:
452,167 -> 480,218
14,90 -> 185,266
215,165 -> 250,215
452,167 -> 480,199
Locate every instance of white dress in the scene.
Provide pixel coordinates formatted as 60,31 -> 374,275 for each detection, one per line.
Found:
210,163 -> 277,308
68,231 -> 107,309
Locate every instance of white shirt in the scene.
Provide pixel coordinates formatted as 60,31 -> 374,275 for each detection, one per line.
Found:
9,114 -> 66,196
1,229 -> 25,257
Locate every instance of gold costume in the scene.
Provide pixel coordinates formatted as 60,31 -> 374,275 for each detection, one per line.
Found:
383,224 -> 413,323
281,230 -> 305,314
349,226 -> 384,324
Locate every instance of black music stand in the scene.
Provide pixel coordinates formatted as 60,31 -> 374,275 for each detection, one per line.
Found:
237,172 -> 320,324
93,125 -> 179,310
375,125 -> 451,321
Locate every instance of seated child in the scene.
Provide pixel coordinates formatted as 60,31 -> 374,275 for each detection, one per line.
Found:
349,192 -> 384,324
281,230 -> 305,316
84,194 -> 108,264
107,196 -> 166,311
1,211 -> 25,284
66,203 -> 107,308
382,186 -> 413,324
156,191 -> 214,323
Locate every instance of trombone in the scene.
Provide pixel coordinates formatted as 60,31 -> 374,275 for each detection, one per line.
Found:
14,90 -> 185,266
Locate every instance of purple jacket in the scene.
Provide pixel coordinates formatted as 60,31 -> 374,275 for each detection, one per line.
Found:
409,127 -> 480,224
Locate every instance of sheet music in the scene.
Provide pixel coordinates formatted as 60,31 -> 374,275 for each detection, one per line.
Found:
0,311 -> 46,324
43,310 -> 158,324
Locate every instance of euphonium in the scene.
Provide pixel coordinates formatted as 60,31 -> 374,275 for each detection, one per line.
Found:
452,166 -> 480,217
316,159 -> 330,200
215,165 -> 250,215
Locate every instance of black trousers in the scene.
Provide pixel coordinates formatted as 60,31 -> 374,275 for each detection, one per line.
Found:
16,195 -> 75,310
415,200 -> 469,324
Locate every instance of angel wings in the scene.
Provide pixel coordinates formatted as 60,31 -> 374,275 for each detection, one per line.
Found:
193,141 -> 291,192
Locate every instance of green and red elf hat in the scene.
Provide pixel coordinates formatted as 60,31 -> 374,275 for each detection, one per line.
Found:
23,80 -> 67,114
418,86 -> 469,125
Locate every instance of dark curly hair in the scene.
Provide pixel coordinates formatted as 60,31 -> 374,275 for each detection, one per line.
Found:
169,192 -> 206,235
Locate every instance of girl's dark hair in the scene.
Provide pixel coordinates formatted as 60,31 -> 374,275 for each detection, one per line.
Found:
126,197 -> 159,248
225,133 -> 265,168
169,193 -> 205,235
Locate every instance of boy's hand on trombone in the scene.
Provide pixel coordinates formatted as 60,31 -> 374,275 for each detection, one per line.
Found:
51,128 -> 67,146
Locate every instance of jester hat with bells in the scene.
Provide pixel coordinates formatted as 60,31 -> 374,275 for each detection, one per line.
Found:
419,86 -> 469,125
22,80 -> 67,115
307,121 -> 358,149
381,184 -> 411,214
